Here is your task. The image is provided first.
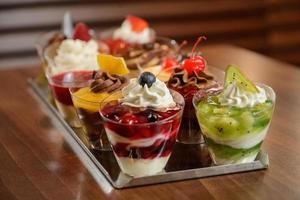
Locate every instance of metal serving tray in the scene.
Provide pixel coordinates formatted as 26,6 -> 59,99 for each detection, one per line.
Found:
28,76 -> 269,189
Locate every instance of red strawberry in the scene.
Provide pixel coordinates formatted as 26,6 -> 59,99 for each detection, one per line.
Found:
126,15 -> 149,33
72,22 -> 91,42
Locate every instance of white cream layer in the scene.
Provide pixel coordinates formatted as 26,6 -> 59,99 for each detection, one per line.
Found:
50,39 -> 99,75
105,129 -> 171,177
115,156 -> 170,177
121,78 -> 176,109
219,84 -> 268,108
105,129 -> 171,148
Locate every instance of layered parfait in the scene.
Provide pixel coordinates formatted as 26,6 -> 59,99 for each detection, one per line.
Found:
194,65 -> 275,164
168,37 -> 221,144
99,15 -> 178,80
100,72 -> 184,177
44,23 -> 99,127
71,55 -> 129,150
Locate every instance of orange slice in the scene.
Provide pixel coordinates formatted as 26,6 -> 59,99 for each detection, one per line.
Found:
97,54 -> 130,75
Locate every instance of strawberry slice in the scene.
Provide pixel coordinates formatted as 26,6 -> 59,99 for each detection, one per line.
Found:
126,15 -> 149,33
72,22 -> 91,42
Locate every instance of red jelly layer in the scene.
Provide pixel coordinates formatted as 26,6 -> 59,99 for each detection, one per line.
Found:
49,70 -> 93,105
101,103 -> 182,159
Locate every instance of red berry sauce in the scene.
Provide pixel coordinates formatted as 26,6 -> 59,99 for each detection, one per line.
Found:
100,102 -> 182,159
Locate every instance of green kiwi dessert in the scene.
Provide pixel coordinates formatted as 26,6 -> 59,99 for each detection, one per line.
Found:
193,65 -> 276,165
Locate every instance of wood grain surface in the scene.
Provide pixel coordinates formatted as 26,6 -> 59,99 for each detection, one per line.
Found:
0,44 -> 300,200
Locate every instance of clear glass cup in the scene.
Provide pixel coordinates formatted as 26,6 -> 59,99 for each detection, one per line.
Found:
99,90 -> 184,177
173,84 -> 222,144
36,31 -> 64,71
98,28 -> 178,70
70,87 -> 111,151
35,31 -> 65,86
193,84 -> 276,165
46,70 -> 94,127
176,87 -> 204,144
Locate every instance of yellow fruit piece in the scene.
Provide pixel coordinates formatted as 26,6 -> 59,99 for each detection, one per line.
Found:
97,54 -> 130,75
72,87 -> 110,112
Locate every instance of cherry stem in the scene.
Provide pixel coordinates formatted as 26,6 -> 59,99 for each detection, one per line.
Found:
191,36 -> 207,58
176,40 -> 188,53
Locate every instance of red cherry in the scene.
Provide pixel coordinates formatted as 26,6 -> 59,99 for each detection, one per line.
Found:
182,36 -> 207,75
162,57 -> 178,72
120,114 -> 140,124
182,55 -> 205,75
126,15 -> 149,33
72,22 -> 91,42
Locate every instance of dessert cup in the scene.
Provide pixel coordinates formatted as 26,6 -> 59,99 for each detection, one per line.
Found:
36,31 -> 65,72
70,89 -> 110,150
46,69 -> 94,127
168,68 -> 221,144
70,71 -> 128,151
193,84 -> 276,165
99,90 -> 184,177
35,31 -> 65,86
99,28 -> 178,70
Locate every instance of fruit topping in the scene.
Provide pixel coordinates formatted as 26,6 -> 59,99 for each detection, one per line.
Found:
103,38 -> 131,55
182,36 -> 207,75
162,57 -> 178,72
138,72 -> 156,88
126,15 -> 149,33
72,22 -> 91,42
120,114 -> 141,124
225,64 -> 258,93
147,112 -> 158,122
97,54 -> 130,75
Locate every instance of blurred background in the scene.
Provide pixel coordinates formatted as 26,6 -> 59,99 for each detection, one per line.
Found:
0,0 -> 300,68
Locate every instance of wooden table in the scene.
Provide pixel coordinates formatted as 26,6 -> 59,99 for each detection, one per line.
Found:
1,45 -> 300,200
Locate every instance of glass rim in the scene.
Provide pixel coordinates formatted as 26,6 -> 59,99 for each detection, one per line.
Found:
192,82 -> 276,112
98,27 -> 178,49
99,89 -> 185,126
46,69 -> 95,87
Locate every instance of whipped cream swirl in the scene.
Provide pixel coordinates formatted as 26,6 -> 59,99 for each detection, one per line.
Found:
113,20 -> 152,44
121,78 -> 176,109
219,84 -> 268,108
50,39 -> 99,74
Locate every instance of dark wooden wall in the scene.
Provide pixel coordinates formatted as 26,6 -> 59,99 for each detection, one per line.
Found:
1,0 -> 300,68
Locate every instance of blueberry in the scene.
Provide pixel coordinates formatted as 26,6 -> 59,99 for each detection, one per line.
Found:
138,72 -> 156,88
147,112 -> 158,122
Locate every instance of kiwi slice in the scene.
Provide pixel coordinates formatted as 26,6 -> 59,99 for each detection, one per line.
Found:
225,64 -> 258,93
